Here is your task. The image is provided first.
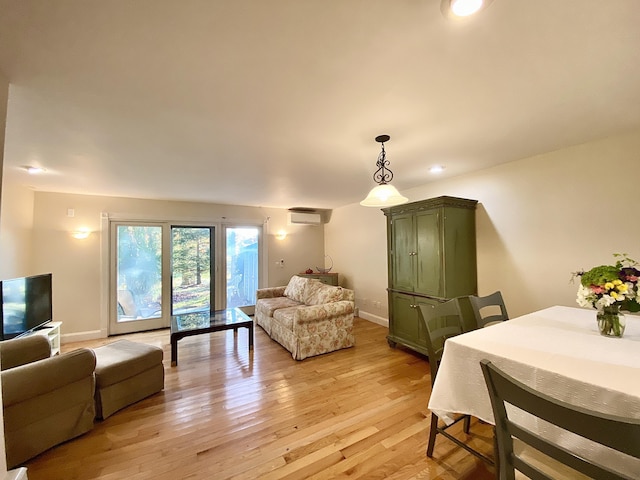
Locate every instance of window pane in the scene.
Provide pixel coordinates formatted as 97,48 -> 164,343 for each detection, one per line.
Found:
226,227 -> 259,308
171,227 -> 212,314
116,225 -> 162,321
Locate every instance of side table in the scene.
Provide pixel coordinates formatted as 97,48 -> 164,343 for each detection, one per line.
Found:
297,273 -> 339,286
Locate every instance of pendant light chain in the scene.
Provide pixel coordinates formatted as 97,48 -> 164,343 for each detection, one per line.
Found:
373,141 -> 394,185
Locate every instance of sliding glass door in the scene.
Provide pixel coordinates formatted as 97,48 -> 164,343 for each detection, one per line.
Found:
109,221 -> 260,335
110,223 -> 166,334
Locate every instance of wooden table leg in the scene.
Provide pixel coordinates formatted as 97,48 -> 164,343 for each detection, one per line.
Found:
171,335 -> 178,367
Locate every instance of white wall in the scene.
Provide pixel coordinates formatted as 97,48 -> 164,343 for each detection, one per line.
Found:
28,192 -> 325,339
325,205 -> 389,324
326,129 -> 640,321
0,183 -> 34,279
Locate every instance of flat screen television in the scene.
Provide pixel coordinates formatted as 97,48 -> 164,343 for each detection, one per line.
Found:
0,273 -> 53,340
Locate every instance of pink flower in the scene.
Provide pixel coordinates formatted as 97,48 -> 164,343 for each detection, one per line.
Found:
591,285 -> 605,294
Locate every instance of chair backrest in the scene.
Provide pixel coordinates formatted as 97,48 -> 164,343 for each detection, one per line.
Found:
480,359 -> 640,480
0,335 -> 52,371
469,291 -> 508,328
417,299 -> 464,386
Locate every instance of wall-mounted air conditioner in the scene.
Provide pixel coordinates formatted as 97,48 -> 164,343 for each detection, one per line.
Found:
288,211 -> 322,225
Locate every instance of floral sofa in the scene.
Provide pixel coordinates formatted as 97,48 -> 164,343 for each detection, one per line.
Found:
255,275 -> 355,360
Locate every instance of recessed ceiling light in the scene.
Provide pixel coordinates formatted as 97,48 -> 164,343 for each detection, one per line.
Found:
24,166 -> 46,174
441,0 -> 494,18
430,165 -> 445,174
451,0 -> 483,16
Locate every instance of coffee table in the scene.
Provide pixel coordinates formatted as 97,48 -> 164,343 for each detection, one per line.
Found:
170,308 -> 254,366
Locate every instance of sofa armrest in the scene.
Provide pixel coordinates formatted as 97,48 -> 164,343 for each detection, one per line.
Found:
1,335 -> 52,371
256,286 -> 286,299
294,300 -> 355,323
1,348 -> 97,407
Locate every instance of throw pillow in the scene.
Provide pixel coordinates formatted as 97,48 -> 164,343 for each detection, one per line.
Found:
284,275 -> 309,303
304,283 -> 344,305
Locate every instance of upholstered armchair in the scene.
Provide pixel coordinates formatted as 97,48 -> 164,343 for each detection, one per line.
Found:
0,335 -> 96,468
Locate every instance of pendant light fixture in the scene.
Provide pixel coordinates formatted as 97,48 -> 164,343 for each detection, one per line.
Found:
360,135 -> 408,207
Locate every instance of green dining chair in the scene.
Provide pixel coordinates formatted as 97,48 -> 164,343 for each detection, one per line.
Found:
469,291 -> 509,328
418,299 -> 493,465
481,359 -> 640,480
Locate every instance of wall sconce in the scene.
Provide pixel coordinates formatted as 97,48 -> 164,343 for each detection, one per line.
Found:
276,230 -> 287,240
360,135 -> 408,207
23,165 -> 46,175
71,228 -> 91,239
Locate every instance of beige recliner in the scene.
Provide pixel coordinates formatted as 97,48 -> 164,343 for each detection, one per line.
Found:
0,335 -> 96,468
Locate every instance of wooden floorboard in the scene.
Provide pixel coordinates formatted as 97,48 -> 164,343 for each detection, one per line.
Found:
23,318 -> 495,479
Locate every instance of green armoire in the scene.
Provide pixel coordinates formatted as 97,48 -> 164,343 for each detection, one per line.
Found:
383,196 -> 478,356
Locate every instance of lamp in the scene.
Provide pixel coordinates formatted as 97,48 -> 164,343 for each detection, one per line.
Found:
24,166 -> 46,174
360,135 -> 408,207
71,228 -> 91,239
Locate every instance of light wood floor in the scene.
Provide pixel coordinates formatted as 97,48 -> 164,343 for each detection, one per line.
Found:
24,318 -> 495,480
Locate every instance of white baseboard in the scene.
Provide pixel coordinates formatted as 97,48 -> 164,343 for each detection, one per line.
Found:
358,311 -> 389,327
61,330 -> 104,344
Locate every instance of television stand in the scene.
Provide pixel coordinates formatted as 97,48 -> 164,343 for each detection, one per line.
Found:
33,324 -> 53,331
31,321 -> 61,356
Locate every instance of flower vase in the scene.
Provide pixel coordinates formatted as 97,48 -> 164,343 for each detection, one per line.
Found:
596,306 -> 625,337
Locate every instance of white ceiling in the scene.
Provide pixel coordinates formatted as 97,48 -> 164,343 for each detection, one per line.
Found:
1,0 -> 639,210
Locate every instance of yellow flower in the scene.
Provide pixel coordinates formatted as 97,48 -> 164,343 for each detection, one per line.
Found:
617,284 -> 628,292
613,279 -> 623,285
605,282 -> 614,290
611,291 -> 619,299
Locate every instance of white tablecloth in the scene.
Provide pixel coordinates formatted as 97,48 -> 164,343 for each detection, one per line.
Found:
428,305 -> 640,477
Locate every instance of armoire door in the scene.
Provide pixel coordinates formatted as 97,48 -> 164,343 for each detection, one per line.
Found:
390,212 -> 415,291
415,210 -> 443,296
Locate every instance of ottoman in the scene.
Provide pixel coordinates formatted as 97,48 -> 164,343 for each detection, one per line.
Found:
93,340 -> 164,419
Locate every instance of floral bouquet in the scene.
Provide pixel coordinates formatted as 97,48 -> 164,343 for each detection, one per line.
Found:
573,253 -> 640,336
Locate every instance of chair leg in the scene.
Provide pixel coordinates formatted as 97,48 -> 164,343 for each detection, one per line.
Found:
427,412 -> 439,457
463,414 -> 471,434
492,426 -> 500,477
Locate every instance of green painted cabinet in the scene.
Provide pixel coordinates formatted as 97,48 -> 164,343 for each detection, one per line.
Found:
384,196 -> 478,356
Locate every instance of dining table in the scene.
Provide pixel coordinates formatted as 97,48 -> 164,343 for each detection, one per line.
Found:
428,305 -> 640,478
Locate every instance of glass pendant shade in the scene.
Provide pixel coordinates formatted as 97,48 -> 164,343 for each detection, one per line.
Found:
360,184 -> 408,207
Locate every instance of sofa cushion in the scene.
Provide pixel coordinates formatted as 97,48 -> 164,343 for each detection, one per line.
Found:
304,283 -> 344,305
272,306 -> 299,332
284,275 -> 314,303
93,340 -> 163,388
256,296 -> 300,317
